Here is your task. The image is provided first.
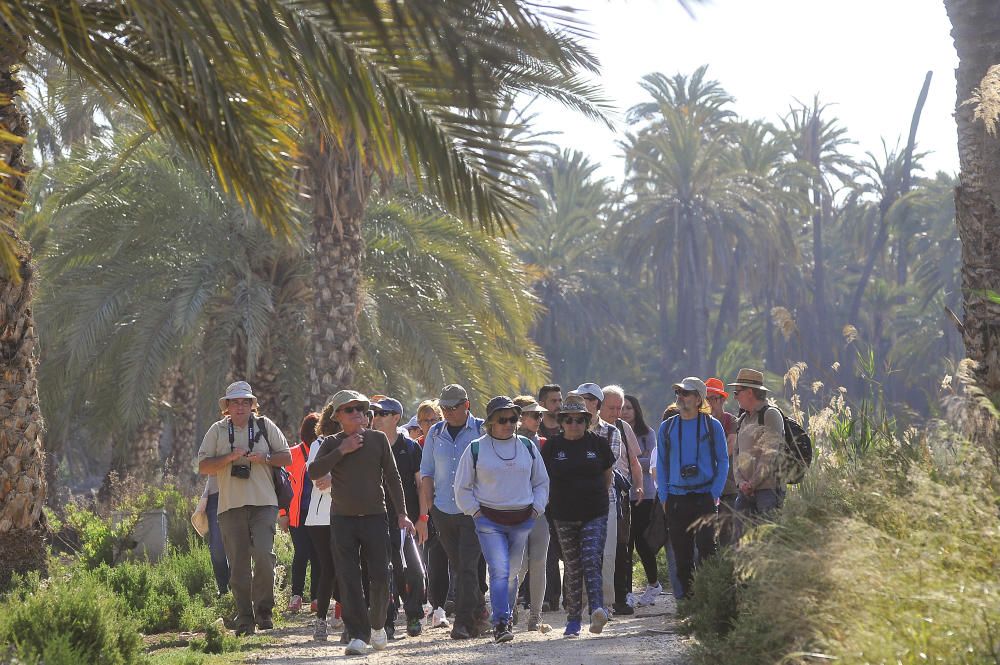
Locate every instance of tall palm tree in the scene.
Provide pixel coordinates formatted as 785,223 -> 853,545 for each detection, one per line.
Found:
621,67 -> 779,377
944,0 -> 1000,397
0,1 -> 608,583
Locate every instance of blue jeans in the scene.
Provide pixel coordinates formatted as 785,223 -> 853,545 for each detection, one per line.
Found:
473,514 -> 534,625
206,492 -> 229,595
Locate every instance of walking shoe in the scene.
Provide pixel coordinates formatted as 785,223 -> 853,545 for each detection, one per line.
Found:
612,602 -> 635,616
407,617 -> 423,637
589,607 -> 609,634
450,623 -> 472,640
527,615 -> 552,633
344,638 -> 368,655
563,620 -> 581,637
474,607 -> 492,636
444,599 -> 456,616
329,613 -> 344,630
310,599 -> 318,614
256,615 -> 274,630
493,621 -> 514,643
430,607 -> 450,628
312,618 -> 328,641
234,624 -> 255,637
383,623 -> 395,641
287,594 -> 303,613
636,582 -> 663,607
625,591 -> 638,607
371,628 -> 388,651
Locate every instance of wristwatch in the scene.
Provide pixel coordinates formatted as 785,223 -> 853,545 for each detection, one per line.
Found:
265,452 -> 272,464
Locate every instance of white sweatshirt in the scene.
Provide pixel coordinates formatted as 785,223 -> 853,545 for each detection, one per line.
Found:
453,434 -> 549,516
304,437 -> 333,527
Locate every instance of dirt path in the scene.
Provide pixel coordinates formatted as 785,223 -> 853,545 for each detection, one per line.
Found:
254,597 -> 693,665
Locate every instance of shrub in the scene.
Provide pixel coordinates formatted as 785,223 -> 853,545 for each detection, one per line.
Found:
62,502 -> 137,569
188,621 -> 239,655
0,572 -> 143,665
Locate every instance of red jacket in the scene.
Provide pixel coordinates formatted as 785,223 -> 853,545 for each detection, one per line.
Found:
283,441 -> 311,527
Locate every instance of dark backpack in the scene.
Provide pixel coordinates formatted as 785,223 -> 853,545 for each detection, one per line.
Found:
738,406 -> 812,485
229,416 -> 294,510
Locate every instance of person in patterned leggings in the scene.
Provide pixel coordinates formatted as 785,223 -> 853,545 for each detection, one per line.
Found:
540,395 -> 614,637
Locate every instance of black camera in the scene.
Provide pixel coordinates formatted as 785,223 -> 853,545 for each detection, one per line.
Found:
680,464 -> 699,479
231,463 -> 251,479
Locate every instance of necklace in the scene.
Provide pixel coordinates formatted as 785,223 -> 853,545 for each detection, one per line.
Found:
491,436 -> 517,461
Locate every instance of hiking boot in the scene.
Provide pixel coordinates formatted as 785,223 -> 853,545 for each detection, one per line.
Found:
234,624 -> 255,637
312,618 -> 328,641
527,615 -> 551,633
563,620 -> 581,637
383,623 -> 395,641
256,615 -> 273,630
589,607 -> 609,634
450,623 -> 472,640
541,600 -> 552,613
444,599 -> 455,616
406,617 -> 423,637
371,628 -> 388,651
344,638 -> 368,655
473,607 -> 492,636
493,621 -> 514,643
287,594 -> 303,613
612,602 -> 634,616
430,607 -> 450,628
636,582 -> 662,607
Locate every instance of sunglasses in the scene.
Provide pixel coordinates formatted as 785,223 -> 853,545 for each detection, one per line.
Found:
558,416 -> 588,425
441,403 -> 466,412
493,416 -> 519,425
732,387 -> 747,395
338,404 -> 367,414
674,389 -> 696,397
373,410 -> 397,418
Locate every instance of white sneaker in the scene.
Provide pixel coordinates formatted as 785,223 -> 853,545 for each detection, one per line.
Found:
637,583 -> 662,607
344,638 -> 368,655
371,628 -> 388,651
589,607 -> 609,634
430,606 -> 450,628
625,592 -> 638,608
329,614 -> 344,629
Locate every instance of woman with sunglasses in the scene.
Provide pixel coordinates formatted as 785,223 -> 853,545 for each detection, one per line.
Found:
541,396 -> 614,638
454,396 -> 550,643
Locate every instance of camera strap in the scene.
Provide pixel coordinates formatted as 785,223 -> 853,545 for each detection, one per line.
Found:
228,417 -> 257,452
679,415 -> 702,470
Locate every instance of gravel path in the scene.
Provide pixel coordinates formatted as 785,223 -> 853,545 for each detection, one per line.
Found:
255,596 -> 693,665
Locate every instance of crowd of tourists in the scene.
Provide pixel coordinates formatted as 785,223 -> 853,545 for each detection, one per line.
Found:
195,367 -> 790,655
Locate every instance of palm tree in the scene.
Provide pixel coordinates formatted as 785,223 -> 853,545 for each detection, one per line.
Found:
944,0 -> 1000,398
0,1 -> 608,583
621,67 -> 780,377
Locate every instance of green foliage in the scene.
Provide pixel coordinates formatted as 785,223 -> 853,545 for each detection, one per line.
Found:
62,502 -> 137,570
684,425 -> 1000,664
188,622 -> 239,655
0,572 -> 143,665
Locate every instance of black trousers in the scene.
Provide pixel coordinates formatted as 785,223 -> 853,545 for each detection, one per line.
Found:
629,500 -> 660,585
544,516 -> 563,607
431,507 -> 484,630
613,498 -> 632,605
289,524 -> 318,598
424,529 -> 449,609
388,525 -> 426,623
331,514 -> 390,642
665,493 -> 717,599
306,525 -> 339,619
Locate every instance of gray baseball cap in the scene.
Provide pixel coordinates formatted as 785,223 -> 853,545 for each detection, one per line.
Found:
575,382 -> 604,401
672,377 -> 707,401
438,384 -> 469,408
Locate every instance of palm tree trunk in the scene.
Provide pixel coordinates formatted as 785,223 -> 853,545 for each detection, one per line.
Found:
946,0 -> 1000,395
305,125 -> 373,410
0,27 -> 48,587
165,369 -> 199,492
708,244 -> 741,372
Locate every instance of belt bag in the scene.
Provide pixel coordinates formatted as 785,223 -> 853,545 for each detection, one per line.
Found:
479,505 -> 534,525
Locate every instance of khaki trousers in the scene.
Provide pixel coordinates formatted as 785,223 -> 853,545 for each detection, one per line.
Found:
218,504 -> 279,629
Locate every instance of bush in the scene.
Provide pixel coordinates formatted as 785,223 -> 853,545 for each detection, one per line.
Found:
188,621 -> 239,655
62,502 -> 138,569
0,572 -> 143,665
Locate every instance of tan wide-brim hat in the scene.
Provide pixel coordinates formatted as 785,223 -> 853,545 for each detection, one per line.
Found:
728,368 -> 770,392
191,509 -> 209,538
327,389 -> 371,414
219,380 -> 259,412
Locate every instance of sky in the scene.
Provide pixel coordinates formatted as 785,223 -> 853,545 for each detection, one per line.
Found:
530,0 -> 960,184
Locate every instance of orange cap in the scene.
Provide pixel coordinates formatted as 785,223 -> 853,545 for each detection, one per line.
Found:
705,377 -> 729,399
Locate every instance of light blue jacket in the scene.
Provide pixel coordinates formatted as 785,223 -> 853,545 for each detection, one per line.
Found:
655,414 -> 729,502
419,413 -> 485,514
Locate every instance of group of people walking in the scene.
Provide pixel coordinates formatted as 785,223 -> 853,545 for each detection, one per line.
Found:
196,366 -> 789,655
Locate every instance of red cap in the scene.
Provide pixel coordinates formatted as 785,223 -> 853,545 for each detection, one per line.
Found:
705,377 -> 729,399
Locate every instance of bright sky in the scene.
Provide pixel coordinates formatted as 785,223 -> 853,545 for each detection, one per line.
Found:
530,0 -> 960,184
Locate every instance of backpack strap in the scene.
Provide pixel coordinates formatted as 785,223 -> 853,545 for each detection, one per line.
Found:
473,436 -> 535,470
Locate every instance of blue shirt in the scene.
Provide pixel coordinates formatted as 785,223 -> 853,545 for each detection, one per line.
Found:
655,414 -> 729,501
419,413 -> 485,514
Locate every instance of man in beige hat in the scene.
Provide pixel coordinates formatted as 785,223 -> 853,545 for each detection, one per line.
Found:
308,389 -> 415,656
198,381 -> 291,635
729,369 -> 784,518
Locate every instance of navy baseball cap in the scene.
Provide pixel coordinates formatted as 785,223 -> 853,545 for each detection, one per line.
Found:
373,397 -> 403,415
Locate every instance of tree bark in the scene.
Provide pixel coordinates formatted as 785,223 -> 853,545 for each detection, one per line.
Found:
946,0 -> 1000,395
0,25 -> 48,588
304,124 -> 373,411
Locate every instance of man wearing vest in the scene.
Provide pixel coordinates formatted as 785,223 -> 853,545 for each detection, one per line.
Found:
655,377 -> 729,600
197,381 -> 292,636
730,369 -> 785,519
416,384 -> 488,639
